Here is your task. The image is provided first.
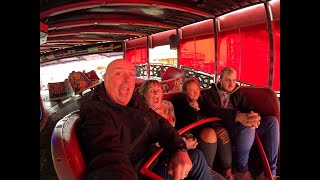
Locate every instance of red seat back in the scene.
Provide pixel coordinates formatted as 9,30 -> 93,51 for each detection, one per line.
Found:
162,92 -> 183,101
239,86 -> 280,177
162,67 -> 184,81
239,86 -> 280,122
51,110 -> 86,180
68,71 -> 96,95
85,70 -> 100,83
160,67 -> 185,93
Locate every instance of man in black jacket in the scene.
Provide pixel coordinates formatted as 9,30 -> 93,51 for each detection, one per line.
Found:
200,67 -> 279,180
77,59 -> 215,180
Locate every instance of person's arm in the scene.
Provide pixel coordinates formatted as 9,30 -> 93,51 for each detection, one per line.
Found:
199,90 -> 238,123
147,109 -> 192,179
156,114 -> 187,151
78,105 -> 137,180
200,89 -> 259,127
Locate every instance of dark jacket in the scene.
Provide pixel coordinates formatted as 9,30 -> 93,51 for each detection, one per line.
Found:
77,83 -> 186,180
200,83 -> 253,124
171,92 -> 202,130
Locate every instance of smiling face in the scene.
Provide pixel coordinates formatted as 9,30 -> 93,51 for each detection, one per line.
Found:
185,81 -> 200,101
104,59 -> 136,106
220,68 -> 237,93
144,82 -> 163,109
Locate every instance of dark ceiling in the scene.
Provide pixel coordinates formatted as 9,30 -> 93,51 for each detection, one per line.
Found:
40,0 -> 262,55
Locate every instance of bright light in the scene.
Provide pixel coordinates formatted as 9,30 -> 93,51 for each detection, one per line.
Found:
40,53 -> 123,87
149,45 -> 177,64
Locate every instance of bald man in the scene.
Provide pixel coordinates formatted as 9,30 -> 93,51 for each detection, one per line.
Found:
77,59 -> 216,180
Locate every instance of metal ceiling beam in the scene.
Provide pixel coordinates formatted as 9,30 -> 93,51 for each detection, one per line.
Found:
47,37 -> 117,42
43,42 -> 97,45
41,45 -> 72,49
49,28 -> 147,37
49,19 -> 176,30
40,0 -> 214,19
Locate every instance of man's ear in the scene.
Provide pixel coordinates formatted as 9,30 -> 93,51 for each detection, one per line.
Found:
161,85 -> 166,92
136,87 -> 141,94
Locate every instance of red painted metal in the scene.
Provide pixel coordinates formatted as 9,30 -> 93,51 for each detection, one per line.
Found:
126,37 -> 147,49
272,20 -> 280,91
49,28 -> 147,37
218,3 -> 266,32
180,19 -> 214,40
150,29 -> 176,48
49,19 -> 176,30
40,21 -> 48,33
139,117 -> 221,180
270,0 -> 280,21
125,46 -> 148,64
40,0 -> 213,19
47,37 -> 116,42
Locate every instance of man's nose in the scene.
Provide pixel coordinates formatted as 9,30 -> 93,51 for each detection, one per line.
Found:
123,73 -> 130,82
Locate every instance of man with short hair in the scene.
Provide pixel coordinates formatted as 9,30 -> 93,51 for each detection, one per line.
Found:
77,59 -> 215,180
200,67 -> 279,180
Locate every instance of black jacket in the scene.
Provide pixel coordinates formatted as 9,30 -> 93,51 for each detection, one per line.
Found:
200,83 -> 253,124
171,92 -> 202,130
77,83 -> 186,180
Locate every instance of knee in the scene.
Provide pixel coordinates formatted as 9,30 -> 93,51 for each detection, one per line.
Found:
215,127 -> 231,144
238,127 -> 255,143
199,127 -> 217,143
264,116 -> 279,129
241,126 -> 255,135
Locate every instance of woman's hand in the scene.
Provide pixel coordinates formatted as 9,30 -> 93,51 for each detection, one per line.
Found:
182,137 -> 198,149
189,100 -> 200,111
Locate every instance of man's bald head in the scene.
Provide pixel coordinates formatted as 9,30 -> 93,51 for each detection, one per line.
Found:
104,59 -> 136,106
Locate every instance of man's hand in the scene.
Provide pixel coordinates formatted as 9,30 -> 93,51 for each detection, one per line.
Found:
168,151 -> 193,180
236,111 -> 261,128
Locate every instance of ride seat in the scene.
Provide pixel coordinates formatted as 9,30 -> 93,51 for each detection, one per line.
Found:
240,86 -> 280,120
160,67 -> 185,93
85,70 -> 100,84
239,86 -> 280,178
140,86 -> 280,180
68,71 -> 101,96
51,110 -> 86,180
161,67 -> 184,81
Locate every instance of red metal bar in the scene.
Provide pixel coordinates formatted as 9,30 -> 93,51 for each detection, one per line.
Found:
40,22 -> 48,33
139,117 -> 221,180
255,133 -> 273,180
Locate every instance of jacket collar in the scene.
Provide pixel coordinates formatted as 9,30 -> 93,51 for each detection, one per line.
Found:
92,83 -> 126,109
214,81 -> 240,95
